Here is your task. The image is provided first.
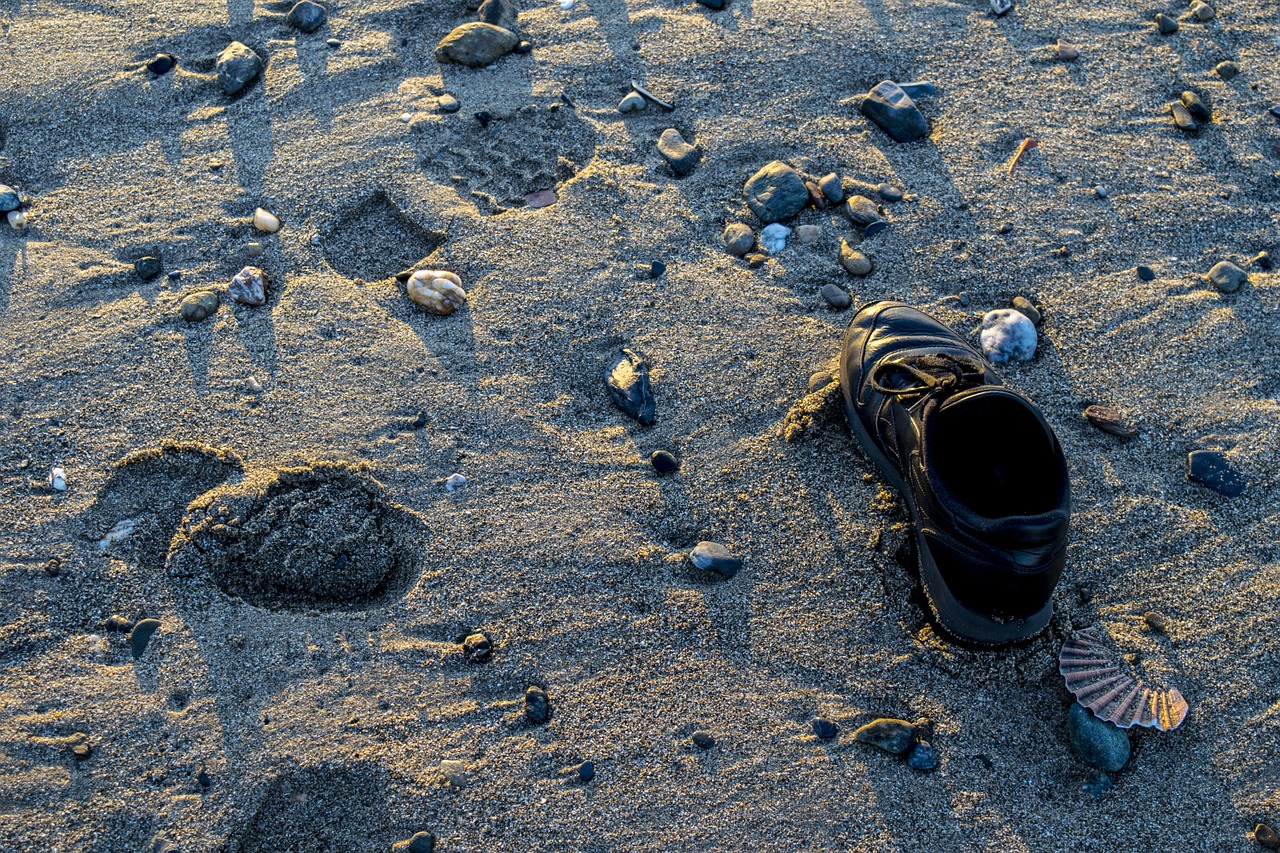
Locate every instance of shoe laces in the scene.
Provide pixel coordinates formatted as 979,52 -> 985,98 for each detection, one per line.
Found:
870,353 -> 987,401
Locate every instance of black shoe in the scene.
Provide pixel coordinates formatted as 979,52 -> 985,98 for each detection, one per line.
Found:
839,301 -> 1070,645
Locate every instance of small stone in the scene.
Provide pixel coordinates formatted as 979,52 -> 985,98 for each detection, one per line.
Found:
1067,702 -> 1130,772
854,718 -> 917,754
515,40 -> 532,53
745,252 -> 767,269
618,92 -> 646,113
106,615 -> 134,633
147,53 -> 176,75
1011,295 -> 1040,325
134,256 -> 162,280
793,224 -> 821,245
997,222 -> 1014,235
287,0 -> 327,33
807,371 -> 832,392
476,0 -> 518,33
1250,251 -> 1272,270
863,220 -> 890,239
1181,91 -> 1210,121
689,541 -> 742,577
844,195 -> 880,226
1143,611 -> 1168,633
606,348 -> 655,425
1170,102 -> 1197,132
1215,61 -> 1239,81
812,718 -> 838,740
179,291 -> 219,322
252,207 -> 280,232
392,831 -> 436,853
439,759 -> 469,788
806,182 -> 828,210
48,467 -> 67,491
907,741 -> 938,771
818,173 -> 843,202
759,223 -> 791,253
838,240 -> 872,276
246,376 -> 264,393
444,473 -> 467,491
860,80 -> 929,142
696,0 -> 727,8
1136,265 -> 1156,281
407,269 -> 466,315
437,94 -> 460,113
1081,772 -> 1113,798
743,161 -> 809,224
216,41 -> 264,96
462,632 -> 493,663
0,184 -> 19,213
990,0 -> 1012,14
130,618 -> 162,660
1207,260 -> 1247,293
656,128 -> 699,177
650,450 -> 679,474
435,22 -> 518,67
1057,39 -> 1078,61
820,283 -> 852,309
1155,13 -> 1178,34
1190,0 -> 1215,20
197,770 -> 212,788
7,210 -> 26,230
524,686 -> 551,724
1187,449 -> 1245,497
979,308 -> 1037,363
877,183 -> 903,202
1084,404 -> 1137,439
1094,186 -> 1108,198
72,741 -> 93,759
1255,824 -> 1280,850
649,261 -> 665,278
524,188 -> 557,209
229,266 -> 268,306
691,730 -> 715,749
326,38 -> 341,48
577,761 -> 595,783
722,222 -> 755,256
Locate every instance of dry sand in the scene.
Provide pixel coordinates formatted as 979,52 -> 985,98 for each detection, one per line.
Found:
1,0 -> 1278,849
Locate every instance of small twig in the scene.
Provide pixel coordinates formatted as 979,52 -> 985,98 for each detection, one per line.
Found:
1008,136 -> 1038,174
629,79 -> 675,111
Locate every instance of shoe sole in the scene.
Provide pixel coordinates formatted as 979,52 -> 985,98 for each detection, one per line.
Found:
839,302 -> 1053,647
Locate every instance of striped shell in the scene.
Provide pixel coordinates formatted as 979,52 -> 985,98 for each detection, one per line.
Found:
1059,626 -> 1188,731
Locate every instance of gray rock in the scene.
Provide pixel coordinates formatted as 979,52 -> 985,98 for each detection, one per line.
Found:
1180,91 -> 1210,121
696,0 -> 727,8
476,0 -> 518,33
1206,260 -> 1247,292
179,291 -> 219,322
1170,102 -> 1196,133
216,42 -> 263,96
907,741 -> 938,771
524,686 -> 551,724
859,80 -> 929,142
287,0 -> 327,33
437,94 -> 460,113
130,618 -> 162,659
656,128 -> 699,177
392,832 -> 436,853
812,718 -> 838,739
897,80 -> 936,99
1251,251 -> 1272,270
877,183 -> 903,202
1067,703 -> 1130,772
1011,295 -> 1040,324
1190,0 -> 1215,19
820,283 -> 852,308
618,92 -> 646,113
689,541 -> 742,577
606,348 -> 655,425
0,184 -> 19,212
134,256 -> 163,280
838,240 -> 872,276
435,22 -> 518,68
650,450 -> 679,474
577,761 -> 595,783
692,730 -> 716,749
1214,61 -> 1239,80
854,718 -> 917,754
818,173 -> 843,202
1187,449 -> 1246,496
743,161 -> 809,224
863,220 -> 890,239
1155,13 -> 1178,34
990,0 -> 1012,15
722,222 -> 754,256
844,195 -> 880,225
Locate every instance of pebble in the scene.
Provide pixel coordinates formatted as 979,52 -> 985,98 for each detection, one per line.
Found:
1256,825 -> 1280,850
407,269 -> 466,315
1143,611 -> 1168,633
759,223 -> 791,253
1081,772 -> 1113,798
439,759 -> 469,788
147,53 -> 176,75
656,128 -> 699,177
0,184 -> 20,213
844,195 -> 880,226
106,615 -> 134,633
629,79 -> 674,111
812,718 -> 838,740
1187,449 -> 1245,496
793,224 -> 821,245
1094,185 -> 1107,198
462,632 -> 493,663
287,0 -> 327,33
515,40 -> 533,53
618,92 -> 646,113
524,188 -> 557,209
606,348 -> 655,425
179,291 -> 219,322
434,22 -> 518,67
1057,39 -> 1078,61
979,308 -> 1037,363
745,252 -> 767,269
437,94 -> 460,113
1136,265 -> 1156,281
1155,13 -> 1178,34
877,183 -> 903,202
48,467 -> 67,491
1084,404 -> 1137,439
722,222 -> 755,256
392,831 -> 436,853
1190,0 -> 1215,20
216,41 -> 264,96
1215,61 -> 1239,81
1067,702 -> 1130,772
252,207 -> 280,232
197,770 -> 212,788
1181,91 -> 1211,121
649,261 -> 665,278
990,0 -> 1011,14
7,210 -> 26,230
524,686 -> 551,724
1011,295 -> 1040,325
130,618 -> 162,659
72,740 -> 93,759
1207,260 -> 1247,293
863,220 -> 890,239
576,760 -> 596,783
692,730 -> 716,749
743,161 -> 809,224
859,80 -> 928,142
854,719 -> 917,754
1170,102 -> 1197,132
838,240 -> 872,276
476,0 -> 518,33
818,173 -> 843,202
229,266 -> 268,306
650,450 -> 679,474
907,741 -> 938,771
246,376 -> 264,393
1251,251 -> 1272,270
326,38 -> 341,48
444,473 -> 467,491
689,541 -> 743,578
807,371 -> 832,391
134,256 -> 162,280
821,283 -> 852,309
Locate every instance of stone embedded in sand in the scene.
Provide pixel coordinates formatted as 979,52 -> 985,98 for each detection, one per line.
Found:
287,0 -> 327,33
759,223 -> 791,253
1011,295 -> 1040,324
650,449 -> 679,474
48,466 -> 67,491
722,222 -> 755,256
229,266 -> 268,306
877,183 -> 903,202
1256,825 -> 1280,850
1084,404 -> 1137,439
462,632 -> 493,663
147,53 -> 176,74
406,269 -> 466,315
134,256 -> 162,280
180,290 -> 219,322
821,283 -> 852,308
744,161 -> 809,224
0,184 -> 19,213
606,348 -> 656,425
435,22 -> 518,68
844,195 -> 880,226
979,308 -> 1037,363
1190,0 -> 1215,20
392,832 -> 437,853
818,173 -> 843,203
524,686 -> 551,724
524,188 -> 557,208
130,618 -> 162,659
656,128 -> 699,177
689,541 -> 742,577
812,718 -> 838,739
577,761 -> 595,783
839,240 -> 872,275
990,0 -> 1012,15
618,92 -> 646,113
1206,260 -> 1247,293
1180,91 -> 1210,121
1057,39 -> 1078,60
476,0 -> 518,33
252,207 -> 280,232
1214,60 -> 1239,80
692,730 -> 716,749
1155,13 -> 1178,34
793,224 -> 820,245
908,741 -> 938,770
854,718 -> 917,754
1068,703 -> 1131,772
859,80 -> 929,143
216,41 -> 263,96
1187,449 -> 1246,496
1170,102 -> 1197,132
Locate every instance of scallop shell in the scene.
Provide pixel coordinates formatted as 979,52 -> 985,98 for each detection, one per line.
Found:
1059,626 -> 1188,730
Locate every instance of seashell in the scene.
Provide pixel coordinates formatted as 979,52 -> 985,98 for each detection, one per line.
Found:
444,473 -> 467,492
49,467 -> 67,491
1084,404 -> 1137,439
99,519 -> 137,551
7,210 -> 26,230
229,266 -> 268,306
406,269 -> 466,315
245,376 -> 264,393
252,207 -> 280,232
1059,626 -> 1188,730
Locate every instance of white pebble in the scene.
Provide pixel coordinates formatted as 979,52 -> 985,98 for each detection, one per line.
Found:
7,210 -> 25,230
1094,185 -> 1108,198
246,376 -> 264,393
99,519 -> 137,551
252,207 -> 280,233
400,112 -> 413,123
759,223 -> 792,254
49,467 -> 67,491
559,0 -> 573,8
445,473 -> 467,492
979,309 -> 1037,364
407,269 -> 466,315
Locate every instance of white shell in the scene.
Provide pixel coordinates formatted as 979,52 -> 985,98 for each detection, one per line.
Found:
444,473 -> 467,492
49,467 -> 67,491
99,519 -> 137,550
407,269 -> 466,315
1059,626 -> 1189,730
7,210 -> 26,230
252,207 -> 280,233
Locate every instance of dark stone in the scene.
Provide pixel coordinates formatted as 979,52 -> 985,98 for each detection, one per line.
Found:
130,618 -> 162,659
877,183 -> 903,202
907,741 -> 938,770
1143,611 -> 1168,633
1067,703 -> 1130,772
853,718 -> 917,754
0,184 -> 19,213
812,718 -> 838,740
1215,61 -> 1239,80
475,111 -> 493,128
863,220 -> 890,239
105,614 -> 134,633
689,541 -> 742,578
409,411 -> 428,430
1207,260 -> 1247,293
134,256 -> 163,280
435,22 -> 518,68
216,42 -> 264,96
197,769 -> 212,788
524,686 -> 550,724
656,128 -> 698,176
859,81 -> 929,142
1256,824 -> 1280,850
1136,265 -> 1156,281
606,348 -> 656,425
743,161 -> 809,224
1180,91 -> 1210,121
395,832 -> 436,853
168,270 -> 182,280
1170,102 -> 1197,132
649,261 -> 666,278
1011,295 -> 1040,325
844,195 -> 880,225
577,761 -> 595,783
147,53 -> 176,75
476,0 -> 518,33
1251,251 -> 1273,270
287,1 -> 327,33
696,0 -> 727,8
462,632 -> 493,663
650,450 -> 679,474
692,730 -> 715,749
515,40 -> 532,54
1187,450 -> 1245,496
1081,772 -> 1113,798
820,283 -> 852,309
1155,13 -> 1178,34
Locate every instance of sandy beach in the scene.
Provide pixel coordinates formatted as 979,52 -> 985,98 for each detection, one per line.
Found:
1,0 -> 1278,849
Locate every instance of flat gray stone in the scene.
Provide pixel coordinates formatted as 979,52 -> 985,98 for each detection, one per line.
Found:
744,161 -> 808,224
689,541 -> 742,577
216,42 -> 263,96
722,222 -> 755,256
435,22 -> 518,67
1207,260 -> 1247,292
476,0 -> 518,33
